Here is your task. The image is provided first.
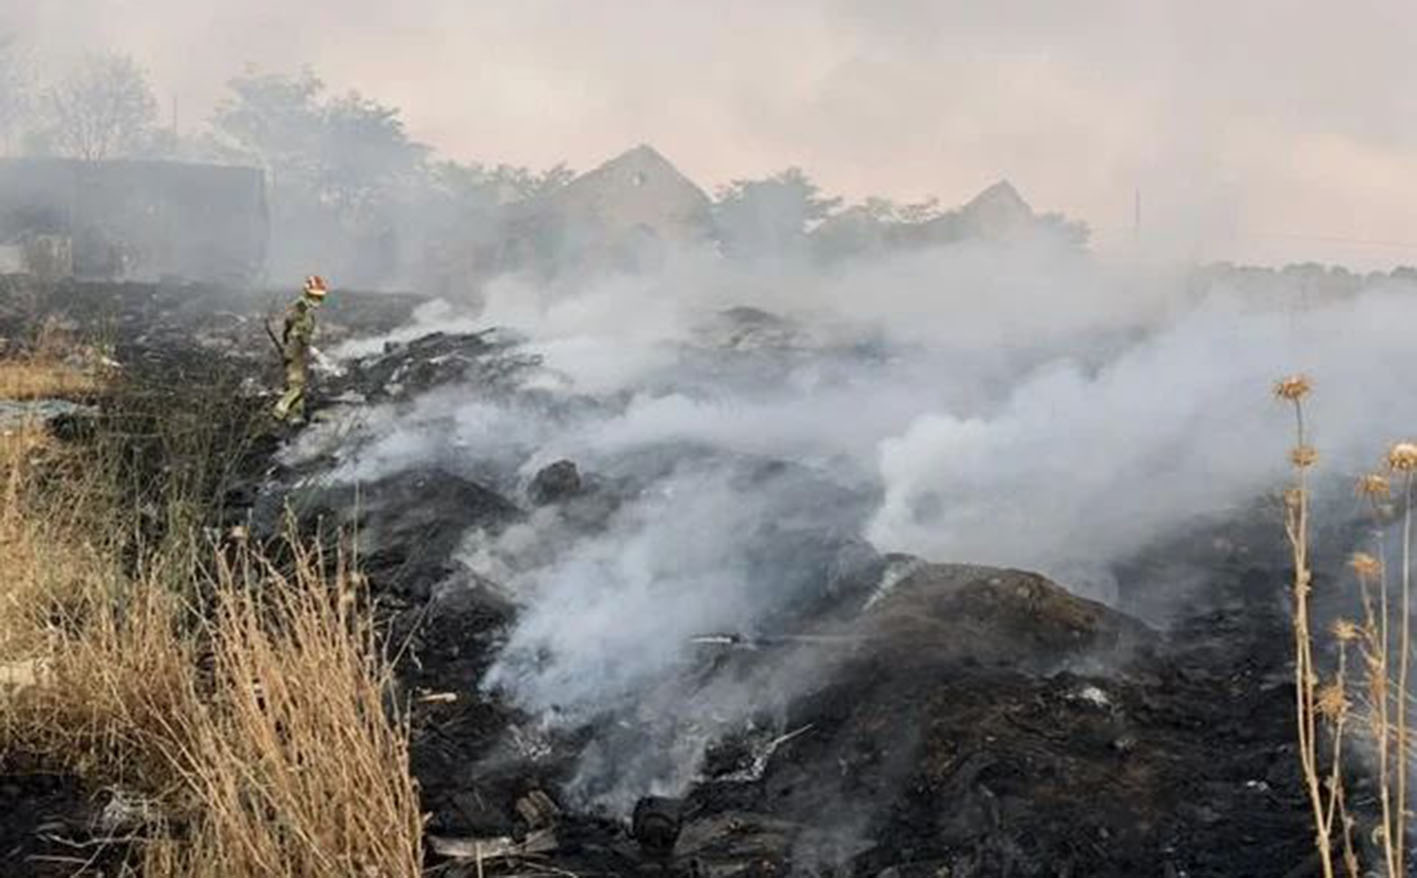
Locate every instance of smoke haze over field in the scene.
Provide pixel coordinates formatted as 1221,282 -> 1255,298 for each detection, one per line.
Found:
8,0 -> 1417,267
297,232 -> 1417,806
17,0 -> 1417,816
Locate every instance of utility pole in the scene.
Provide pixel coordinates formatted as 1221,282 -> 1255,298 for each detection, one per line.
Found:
1133,187 -> 1142,247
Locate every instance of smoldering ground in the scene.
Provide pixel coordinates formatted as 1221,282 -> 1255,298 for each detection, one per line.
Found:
285,232 -> 1417,812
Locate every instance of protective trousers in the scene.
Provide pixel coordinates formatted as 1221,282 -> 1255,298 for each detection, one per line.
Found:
273,353 -> 309,423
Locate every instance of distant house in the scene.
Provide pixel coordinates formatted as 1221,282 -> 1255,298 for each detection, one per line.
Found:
497,145 -> 715,276
943,180 -> 1037,241
0,158 -> 268,284
812,179 -> 1087,260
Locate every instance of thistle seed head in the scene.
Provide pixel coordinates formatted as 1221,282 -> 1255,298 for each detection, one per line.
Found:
1274,375 -> 1312,401
1316,682 -> 1348,719
1349,552 -> 1382,582
1388,442 -> 1417,472
1332,618 -> 1362,642
1357,473 -> 1392,498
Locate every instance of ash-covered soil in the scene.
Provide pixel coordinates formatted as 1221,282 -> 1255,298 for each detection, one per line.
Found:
0,280 -> 1321,878
0,766 -> 124,878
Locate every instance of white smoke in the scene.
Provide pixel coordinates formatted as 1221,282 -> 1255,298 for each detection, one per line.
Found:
313,235 -> 1417,808
869,277 -> 1417,597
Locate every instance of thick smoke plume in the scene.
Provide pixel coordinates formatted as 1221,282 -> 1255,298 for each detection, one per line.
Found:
298,231 -> 1417,809
872,280 -> 1417,596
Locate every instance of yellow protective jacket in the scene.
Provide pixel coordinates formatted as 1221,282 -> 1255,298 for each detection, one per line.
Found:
281,297 -> 317,364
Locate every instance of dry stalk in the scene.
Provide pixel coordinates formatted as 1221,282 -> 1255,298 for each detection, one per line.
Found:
1274,374 -> 1417,877
1387,444 -> 1417,874
1355,473 -> 1401,877
1275,374 -> 1340,878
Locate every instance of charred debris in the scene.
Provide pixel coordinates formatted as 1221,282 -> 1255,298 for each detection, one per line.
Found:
0,277 -> 1322,878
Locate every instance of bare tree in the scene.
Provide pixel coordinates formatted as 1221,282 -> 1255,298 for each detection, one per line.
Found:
0,35 -> 34,156
43,52 -> 157,160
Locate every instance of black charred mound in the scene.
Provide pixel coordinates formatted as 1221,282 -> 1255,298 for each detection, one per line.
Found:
326,330 -> 542,403
0,285 -> 1315,878
273,466 -> 523,601
401,555 -> 1309,878
245,327 -> 1313,877
673,565 -> 1308,878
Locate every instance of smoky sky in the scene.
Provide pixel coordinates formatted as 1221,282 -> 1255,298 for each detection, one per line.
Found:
8,0 -> 1417,267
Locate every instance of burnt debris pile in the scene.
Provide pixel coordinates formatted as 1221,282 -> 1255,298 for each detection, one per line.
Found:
2,281 -> 1314,878
248,323 -> 1309,875
325,330 -> 543,404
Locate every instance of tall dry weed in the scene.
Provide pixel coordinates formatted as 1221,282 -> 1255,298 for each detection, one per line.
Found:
1275,374 -> 1352,878
146,536 -> 423,877
1275,375 -> 1417,877
1,348 -> 422,878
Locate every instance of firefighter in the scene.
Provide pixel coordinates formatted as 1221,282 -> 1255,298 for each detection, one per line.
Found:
272,275 -> 327,424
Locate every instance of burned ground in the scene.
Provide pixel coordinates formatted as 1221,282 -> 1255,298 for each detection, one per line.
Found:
0,280 -> 1320,877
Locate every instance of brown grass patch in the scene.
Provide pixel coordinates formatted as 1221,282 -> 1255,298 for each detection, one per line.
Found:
0,317 -> 105,400
145,541 -> 423,876
0,354 -> 423,877
0,420 -> 53,456
0,358 -> 99,399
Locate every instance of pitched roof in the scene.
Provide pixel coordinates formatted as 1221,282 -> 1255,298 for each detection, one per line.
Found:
528,144 -> 713,240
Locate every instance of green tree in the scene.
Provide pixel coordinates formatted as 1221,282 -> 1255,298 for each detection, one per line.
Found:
207,68 -> 432,282
206,68 -> 326,189
1036,212 -> 1090,247
424,159 -> 573,210
713,167 -> 842,259
206,66 -> 574,286
897,197 -> 941,225
208,68 -> 432,224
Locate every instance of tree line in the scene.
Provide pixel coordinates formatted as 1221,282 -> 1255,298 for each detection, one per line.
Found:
0,42 -> 1086,287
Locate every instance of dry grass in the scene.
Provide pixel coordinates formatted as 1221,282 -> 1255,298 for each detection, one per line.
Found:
144,538 -> 423,876
0,346 -> 423,877
0,317 -> 104,399
0,420 -> 52,457
0,422 -> 82,664
0,358 -> 99,399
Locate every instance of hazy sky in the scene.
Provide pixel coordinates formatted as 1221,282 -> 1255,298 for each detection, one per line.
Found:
8,0 -> 1417,267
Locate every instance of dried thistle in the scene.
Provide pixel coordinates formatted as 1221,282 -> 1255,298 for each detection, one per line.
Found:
1274,375 -> 1313,401
1332,618 -> 1362,642
1290,445 -> 1319,468
1357,473 -> 1392,499
1349,552 -> 1382,582
1316,682 -> 1349,720
1388,442 -> 1417,472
